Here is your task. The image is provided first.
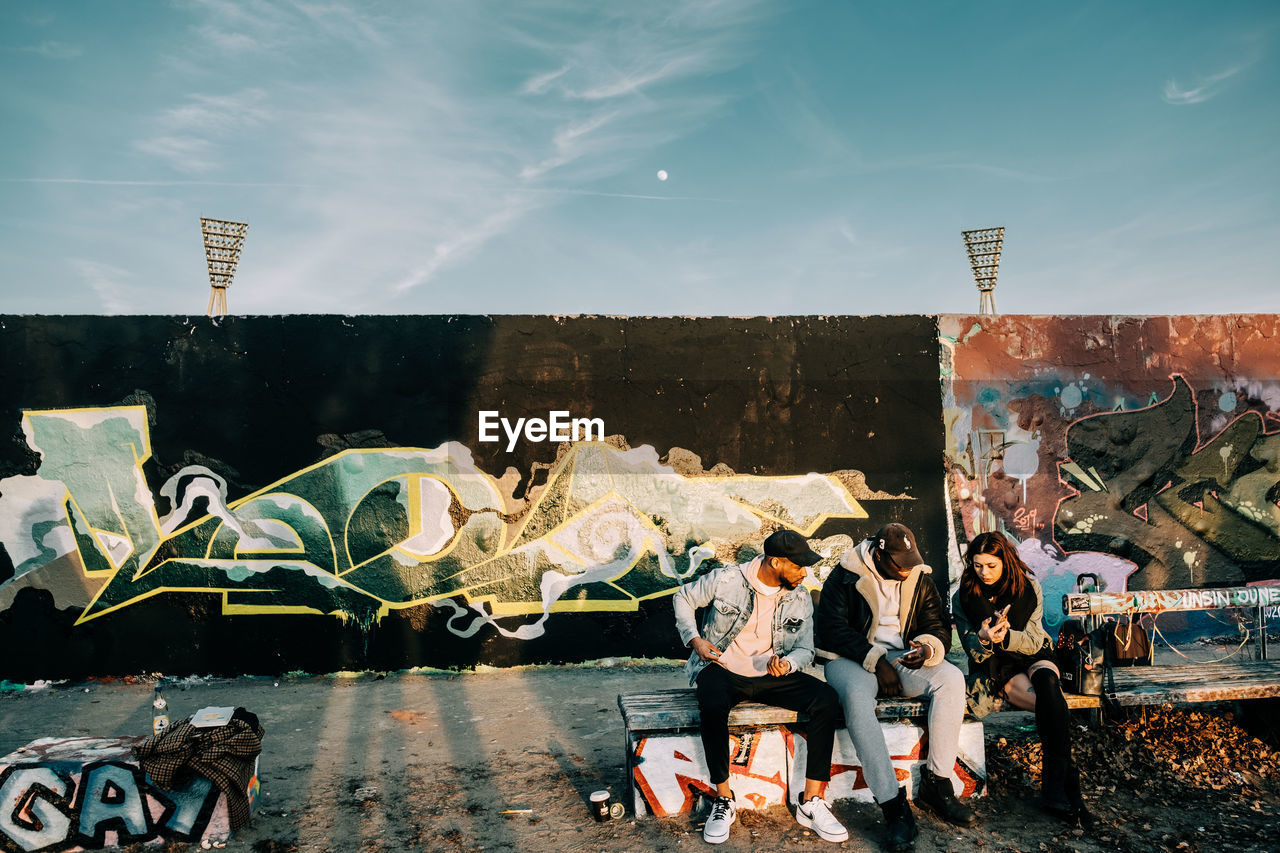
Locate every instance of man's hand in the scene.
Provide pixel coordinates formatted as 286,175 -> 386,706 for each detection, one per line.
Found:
899,640 -> 930,670
690,637 -> 723,662
767,654 -> 792,677
875,657 -> 902,697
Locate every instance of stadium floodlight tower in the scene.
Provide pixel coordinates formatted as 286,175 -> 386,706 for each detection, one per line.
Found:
200,217 -> 249,317
961,227 -> 1004,316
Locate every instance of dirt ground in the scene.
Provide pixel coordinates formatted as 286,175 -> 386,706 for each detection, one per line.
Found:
2,662 -> 1277,853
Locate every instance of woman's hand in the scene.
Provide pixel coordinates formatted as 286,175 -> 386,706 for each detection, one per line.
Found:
978,615 -> 1010,646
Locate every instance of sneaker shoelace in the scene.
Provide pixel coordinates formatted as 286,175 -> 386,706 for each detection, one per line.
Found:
710,799 -> 732,821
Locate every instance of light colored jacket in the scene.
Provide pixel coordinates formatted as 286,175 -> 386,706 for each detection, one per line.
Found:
673,557 -> 815,686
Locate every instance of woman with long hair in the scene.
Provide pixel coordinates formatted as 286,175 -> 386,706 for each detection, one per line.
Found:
953,531 -> 1092,826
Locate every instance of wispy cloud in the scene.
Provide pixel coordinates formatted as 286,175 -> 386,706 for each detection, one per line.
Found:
518,187 -> 735,202
14,40 -> 82,60
521,64 -> 570,95
1,178 -> 308,187
287,0 -> 389,49
182,0 -> 387,54
71,260 -> 136,314
134,89 -> 270,172
192,25 -> 264,54
1163,64 -> 1246,105
572,56 -> 698,101
392,202 -> 531,295
519,110 -> 621,180
926,161 -> 1060,183
502,1 -> 770,185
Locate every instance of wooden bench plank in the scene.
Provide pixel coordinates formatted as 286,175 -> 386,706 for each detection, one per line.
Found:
618,689 -> 928,732
1104,661 -> 1280,706
618,688 -> 1099,733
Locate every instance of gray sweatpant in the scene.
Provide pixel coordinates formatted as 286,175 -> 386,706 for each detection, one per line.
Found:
824,652 -> 967,804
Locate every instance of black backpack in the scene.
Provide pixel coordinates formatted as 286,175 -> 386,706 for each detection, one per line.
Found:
1056,618 -> 1104,696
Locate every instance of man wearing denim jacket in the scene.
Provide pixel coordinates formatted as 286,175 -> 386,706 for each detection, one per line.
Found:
674,529 -> 848,845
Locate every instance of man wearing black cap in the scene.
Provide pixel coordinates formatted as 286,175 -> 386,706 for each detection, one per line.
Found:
674,528 -> 848,845
815,522 -> 975,852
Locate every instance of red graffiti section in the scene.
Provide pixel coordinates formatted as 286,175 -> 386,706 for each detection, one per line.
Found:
631,722 -> 986,816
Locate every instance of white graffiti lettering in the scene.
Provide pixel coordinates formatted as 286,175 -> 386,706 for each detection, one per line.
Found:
0,766 -> 74,851
73,763 -> 151,847
0,757 -> 227,851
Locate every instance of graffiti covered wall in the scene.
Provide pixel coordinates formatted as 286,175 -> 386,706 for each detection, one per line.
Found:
0,316 -> 945,679
941,315 -> 1280,631
5,314 -> 1274,678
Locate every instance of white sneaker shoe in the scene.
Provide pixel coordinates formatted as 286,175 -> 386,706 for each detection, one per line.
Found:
796,795 -> 849,843
702,796 -> 736,844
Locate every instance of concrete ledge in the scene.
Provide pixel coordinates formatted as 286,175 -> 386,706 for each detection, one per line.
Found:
0,736 -> 259,851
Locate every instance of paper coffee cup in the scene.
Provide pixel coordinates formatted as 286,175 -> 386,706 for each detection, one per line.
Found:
590,790 -> 611,822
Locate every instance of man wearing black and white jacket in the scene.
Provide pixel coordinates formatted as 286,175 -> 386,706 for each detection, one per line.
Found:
816,523 -> 976,853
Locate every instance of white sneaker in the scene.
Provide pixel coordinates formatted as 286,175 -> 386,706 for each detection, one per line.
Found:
702,796 -> 736,844
796,795 -> 849,843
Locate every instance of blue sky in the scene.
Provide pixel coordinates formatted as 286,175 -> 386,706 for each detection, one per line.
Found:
1,1 -> 1277,316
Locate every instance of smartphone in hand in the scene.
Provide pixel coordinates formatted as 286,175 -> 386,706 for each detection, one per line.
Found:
994,604 -> 1012,624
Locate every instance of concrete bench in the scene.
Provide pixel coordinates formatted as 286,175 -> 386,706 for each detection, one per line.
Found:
618,688 -> 991,817
0,735 -> 259,851
1063,584 -> 1280,707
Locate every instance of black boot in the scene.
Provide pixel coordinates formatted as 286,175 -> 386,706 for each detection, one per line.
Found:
1065,763 -> 1095,829
916,769 -> 976,826
1033,668 -> 1074,821
1041,753 -> 1071,817
878,787 -> 918,853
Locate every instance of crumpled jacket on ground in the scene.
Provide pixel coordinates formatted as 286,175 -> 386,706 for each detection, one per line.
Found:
135,708 -> 264,829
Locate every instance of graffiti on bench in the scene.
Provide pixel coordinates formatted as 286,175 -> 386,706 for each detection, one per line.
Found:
631,723 -> 985,817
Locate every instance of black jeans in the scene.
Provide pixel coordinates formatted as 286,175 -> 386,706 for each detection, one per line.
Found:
695,664 -> 841,785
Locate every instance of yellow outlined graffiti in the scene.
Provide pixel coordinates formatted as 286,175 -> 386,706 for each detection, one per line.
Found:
12,407 -> 871,630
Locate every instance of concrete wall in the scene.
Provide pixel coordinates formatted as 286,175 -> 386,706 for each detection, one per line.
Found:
0,314 -> 1275,679
0,316 -> 943,679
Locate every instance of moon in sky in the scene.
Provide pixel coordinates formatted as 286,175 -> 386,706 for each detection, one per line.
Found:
656,170 -> 668,181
